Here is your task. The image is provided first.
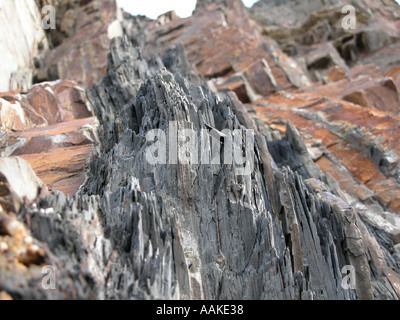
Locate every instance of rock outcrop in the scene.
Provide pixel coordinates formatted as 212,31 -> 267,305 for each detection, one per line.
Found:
121,0 -> 312,102
0,80 -> 98,196
1,0 -> 400,301
0,0 -> 49,92
35,0 -> 123,88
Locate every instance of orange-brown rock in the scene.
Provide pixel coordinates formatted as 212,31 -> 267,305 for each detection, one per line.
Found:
0,80 -> 93,131
13,117 -> 97,156
252,91 -> 400,214
326,66 -> 347,82
303,65 -> 400,114
124,0 -> 310,102
19,144 -> 94,196
0,80 -> 98,196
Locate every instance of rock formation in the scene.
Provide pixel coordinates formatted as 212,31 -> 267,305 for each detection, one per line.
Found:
35,0 -> 123,88
0,0 -> 400,300
0,0 -> 48,92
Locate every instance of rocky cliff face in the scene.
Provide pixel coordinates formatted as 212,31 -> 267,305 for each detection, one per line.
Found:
0,0 -> 400,300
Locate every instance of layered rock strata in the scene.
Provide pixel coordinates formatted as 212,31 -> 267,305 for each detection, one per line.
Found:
0,36 -> 398,300
0,80 -> 98,195
0,0 -> 400,301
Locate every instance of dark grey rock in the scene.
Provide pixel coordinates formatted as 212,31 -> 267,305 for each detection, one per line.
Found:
2,36 -> 399,300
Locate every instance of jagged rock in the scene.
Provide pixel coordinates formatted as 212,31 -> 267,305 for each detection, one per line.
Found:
251,0 -> 400,79
1,34 -> 399,300
1,0 -> 400,301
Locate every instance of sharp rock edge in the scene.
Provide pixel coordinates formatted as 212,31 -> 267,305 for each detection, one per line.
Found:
3,36 -> 393,300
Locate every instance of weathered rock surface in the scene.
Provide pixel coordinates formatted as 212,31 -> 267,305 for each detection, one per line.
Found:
120,0 -> 400,269
1,0 -> 400,301
250,0 -> 400,52
122,0 -> 311,102
0,0 -> 123,91
0,0 -> 49,92
0,80 -> 98,196
0,35 -> 398,300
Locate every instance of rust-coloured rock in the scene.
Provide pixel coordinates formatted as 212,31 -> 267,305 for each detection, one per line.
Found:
0,80 -> 94,132
123,0 -> 308,101
0,80 -> 98,196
